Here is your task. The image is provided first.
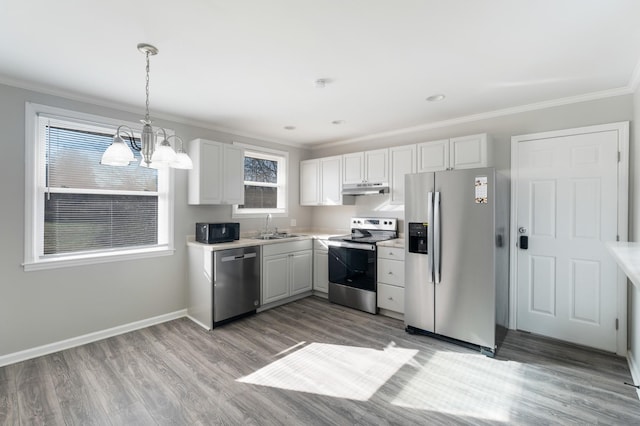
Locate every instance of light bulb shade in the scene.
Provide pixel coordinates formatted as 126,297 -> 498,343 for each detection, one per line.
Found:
150,140 -> 177,168
101,135 -> 135,166
171,151 -> 193,169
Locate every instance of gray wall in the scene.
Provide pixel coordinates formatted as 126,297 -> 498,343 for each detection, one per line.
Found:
308,95 -> 634,233
0,83 -> 312,357
629,86 -> 640,374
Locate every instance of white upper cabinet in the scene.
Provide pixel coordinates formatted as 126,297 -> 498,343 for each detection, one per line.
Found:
221,144 -> 245,205
417,139 -> 449,172
342,148 -> 389,184
320,156 -> 343,205
365,149 -> 389,182
188,139 -> 245,205
342,152 -> 364,184
389,144 -> 416,205
450,133 -> 488,169
300,159 -> 320,206
417,134 -> 489,172
300,155 -> 348,206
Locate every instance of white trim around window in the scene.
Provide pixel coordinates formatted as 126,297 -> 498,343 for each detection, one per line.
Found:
232,142 -> 289,218
23,103 -> 175,271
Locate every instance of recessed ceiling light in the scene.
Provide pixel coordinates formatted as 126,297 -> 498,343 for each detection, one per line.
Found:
315,78 -> 330,88
426,94 -> 446,102
331,120 -> 345,125
284,125 -> 296,130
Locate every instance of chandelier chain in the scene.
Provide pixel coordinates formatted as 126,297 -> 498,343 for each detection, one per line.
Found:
145,51 -> 151,123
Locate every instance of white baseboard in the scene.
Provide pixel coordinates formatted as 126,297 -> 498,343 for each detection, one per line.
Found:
186,315 -> 211,331
0,309 -> 187,367
627,350 -> 640,400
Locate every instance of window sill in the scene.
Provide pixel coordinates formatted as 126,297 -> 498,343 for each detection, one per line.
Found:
23,246 -> 175,272
232,208 -> 288,219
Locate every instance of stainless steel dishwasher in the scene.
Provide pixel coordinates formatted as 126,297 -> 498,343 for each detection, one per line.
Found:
213,245 -> 261,327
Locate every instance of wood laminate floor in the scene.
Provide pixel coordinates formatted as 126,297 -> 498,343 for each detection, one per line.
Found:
1,296 -> 639,425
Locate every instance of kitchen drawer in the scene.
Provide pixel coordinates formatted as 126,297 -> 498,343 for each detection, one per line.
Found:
377,258 -> 405,287
263,239 -> 313,256
378,246 -> 405,261
314,239 -> 329,251
377,283 -> 404,313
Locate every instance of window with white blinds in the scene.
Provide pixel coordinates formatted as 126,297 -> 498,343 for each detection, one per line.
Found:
24,103 -> 174,270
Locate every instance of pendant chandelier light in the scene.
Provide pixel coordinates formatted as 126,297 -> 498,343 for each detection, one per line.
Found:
101,43 -> 192,169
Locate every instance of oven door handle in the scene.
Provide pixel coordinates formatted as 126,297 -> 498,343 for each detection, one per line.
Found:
327,241 -> 376,251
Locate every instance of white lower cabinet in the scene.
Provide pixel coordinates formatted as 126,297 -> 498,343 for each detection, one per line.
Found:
262,240 -> 313,305
313,239 -> 329,293
378,283 -> 404,313
377,246 -> 405,314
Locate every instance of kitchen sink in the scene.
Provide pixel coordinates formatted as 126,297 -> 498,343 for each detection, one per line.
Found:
253,233 -> 302,240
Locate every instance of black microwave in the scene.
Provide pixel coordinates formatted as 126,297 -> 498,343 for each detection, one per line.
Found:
195,222 -> 240,244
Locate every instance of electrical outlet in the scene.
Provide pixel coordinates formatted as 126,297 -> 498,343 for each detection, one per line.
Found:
290,219 -> 297,227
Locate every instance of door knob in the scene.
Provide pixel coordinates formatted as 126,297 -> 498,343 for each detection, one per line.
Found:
518,227 -> 527,234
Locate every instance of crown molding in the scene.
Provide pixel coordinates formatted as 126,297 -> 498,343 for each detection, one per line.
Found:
0,75 -> 305,149
311,86 -> 633,150
627,56 -> 640,93
2,73 -> 634,153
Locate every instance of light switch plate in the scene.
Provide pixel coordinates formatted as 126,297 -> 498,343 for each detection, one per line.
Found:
290,219 -> 296,227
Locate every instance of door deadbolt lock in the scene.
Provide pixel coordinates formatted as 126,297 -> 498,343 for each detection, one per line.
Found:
518,227 -> 527,234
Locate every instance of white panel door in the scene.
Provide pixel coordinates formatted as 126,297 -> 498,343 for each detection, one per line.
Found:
516,130 -> 619,352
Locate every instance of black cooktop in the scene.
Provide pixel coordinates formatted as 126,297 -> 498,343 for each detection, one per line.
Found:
329,230 -> 397,244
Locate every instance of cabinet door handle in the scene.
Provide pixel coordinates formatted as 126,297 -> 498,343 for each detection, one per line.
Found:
388,271 -> 393,275
388,296 -> 393,300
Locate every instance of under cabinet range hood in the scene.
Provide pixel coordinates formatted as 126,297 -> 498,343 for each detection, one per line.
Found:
341,182 -> 389,195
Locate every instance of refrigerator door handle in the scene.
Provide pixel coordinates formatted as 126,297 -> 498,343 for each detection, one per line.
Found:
427,191 -> 434,283
434,191 -> 441,284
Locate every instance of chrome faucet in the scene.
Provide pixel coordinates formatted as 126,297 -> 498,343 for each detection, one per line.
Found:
264,213 -> 272,236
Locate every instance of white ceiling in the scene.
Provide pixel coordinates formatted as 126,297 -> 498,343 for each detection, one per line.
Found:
1,1 -> 640,147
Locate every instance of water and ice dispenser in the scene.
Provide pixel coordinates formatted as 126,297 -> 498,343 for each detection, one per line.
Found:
408,222 -> 428,254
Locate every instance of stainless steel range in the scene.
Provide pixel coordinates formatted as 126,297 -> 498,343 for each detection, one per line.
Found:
327,217 -> 398,314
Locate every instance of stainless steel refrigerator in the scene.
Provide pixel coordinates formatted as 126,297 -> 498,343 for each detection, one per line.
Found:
404,167 -> 509,356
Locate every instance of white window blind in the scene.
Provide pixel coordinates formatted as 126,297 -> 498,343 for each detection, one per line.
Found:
42,118 -> 160,255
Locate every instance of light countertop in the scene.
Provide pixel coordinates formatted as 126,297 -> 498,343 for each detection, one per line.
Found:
186,230 -> 344,252
377,238 -> 405,249
187,232 -> 405,251
606,241 -> 640,289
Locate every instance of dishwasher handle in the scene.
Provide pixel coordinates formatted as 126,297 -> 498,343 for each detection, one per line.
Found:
221,252 -> 257,262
